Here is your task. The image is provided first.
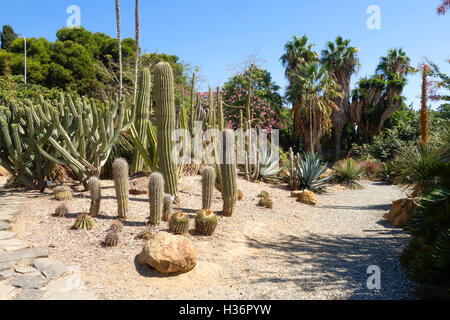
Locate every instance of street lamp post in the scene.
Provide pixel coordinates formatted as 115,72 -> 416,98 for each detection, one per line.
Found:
17,33 -> 27,83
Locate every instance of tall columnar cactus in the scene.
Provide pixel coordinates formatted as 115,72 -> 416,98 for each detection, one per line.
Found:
202,166 -> 216,210
88,177 -> 101,217
162,194 -> 173,222
131,68 -> 152,174
112,158 -> 129,220
148,172 -> 164,225
217,88 -> 224,131
154,62 -> 179,201
220,129 -> 237,216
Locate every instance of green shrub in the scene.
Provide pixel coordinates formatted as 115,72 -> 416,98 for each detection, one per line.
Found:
333,158 -> 364,189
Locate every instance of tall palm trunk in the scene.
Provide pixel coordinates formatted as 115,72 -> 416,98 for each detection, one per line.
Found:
133,0 -> 140,104
115,0 -> 123,100
421,67 -> 429,145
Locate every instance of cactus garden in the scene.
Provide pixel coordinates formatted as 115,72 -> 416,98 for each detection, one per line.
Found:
0,0 -> 449,302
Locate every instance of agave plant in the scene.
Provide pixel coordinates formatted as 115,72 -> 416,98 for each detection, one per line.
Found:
333,158 -> 364,189
258,142 -> 282,182
296,152 -> 333,192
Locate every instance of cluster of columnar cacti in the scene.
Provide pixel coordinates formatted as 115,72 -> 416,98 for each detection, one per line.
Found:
220,129 -> 237,216
169,211 -> 189,235
202,166 -> 216,210
0,92 -> 136,190
148,172 -> 164,225
88,177 -> 101,217
154,62 -> 179,201
195,210 -> 218,236
131,68 -> 152,174
54,186 -> 72,201
73,213 -> 94,230
113,158 -> 129,220
162,194 -> 173,222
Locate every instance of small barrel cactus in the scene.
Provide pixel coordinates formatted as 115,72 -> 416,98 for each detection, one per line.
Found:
112,158 -> 129,220
148,172 -> 164,225
237,190 -> 243,201
220,129 -> 237,216
73,213 -> 94,230
135,226 -> 154,241
105,231 -> 119,247
88,177 -> 101,217
202,166 -> 216,210
168,211 -> 189,235
195,210 -> 218,236
54,186 -> 72,201
55,203 -> 69,217
258,190 -> 270,199
258,198 -> 274,209
107,220 -> 124,233
162,194 -> 173,222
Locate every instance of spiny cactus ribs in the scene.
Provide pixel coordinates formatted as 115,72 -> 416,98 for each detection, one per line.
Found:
220,129 -> 237,216
54,186 -> 72,201
113,158 -> 129,219
88,177 -> 101,217
148,172 -> 164,225
169,211 -> 189,235
195,210 -> 218,236
105,231 -> 119,247
162,194 -> 173,222
108,220 -> 124,233
202,166 -> 216,210
73,213 -> 94,230
55,203 -> 69,217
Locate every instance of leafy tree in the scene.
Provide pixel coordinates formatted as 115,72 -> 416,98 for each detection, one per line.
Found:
1,25 -> 17,51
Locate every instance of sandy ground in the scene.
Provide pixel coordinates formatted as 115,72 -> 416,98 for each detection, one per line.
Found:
9,175 -> 416,300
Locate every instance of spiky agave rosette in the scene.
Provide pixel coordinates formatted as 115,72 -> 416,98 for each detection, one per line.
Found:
195,210 -> 218,236
168,211 -> 189,235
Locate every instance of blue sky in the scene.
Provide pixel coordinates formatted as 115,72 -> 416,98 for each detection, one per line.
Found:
1,0 -> 449,109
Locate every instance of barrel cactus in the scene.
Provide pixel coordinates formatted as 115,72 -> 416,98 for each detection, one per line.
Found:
88,177 -> 101,217
54,186 -> 72,201
73,213 -> 94,230
220,129 -> 237,216
169,211 -> 189,235
258,197 -> 274,209
55,203 -> 69,217
162,194 -> 173,222
105,231 -> 119,247
148,172 -> 164,225
154,62 -> 179,201
237,190 -> 243,201
112,158 -> 129,219
258,190 -> 270,199
107,220 -> 124,233
195,209 -> 218,236
202,166 -> 216,210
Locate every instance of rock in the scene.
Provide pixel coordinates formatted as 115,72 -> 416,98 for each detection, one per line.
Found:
43,266 -> 81,293
33,258 -> 67,279
0,221 -> 11,231
138,232 -> 196,274
384,197 -> 421,227
291,191 -> 303,198
0,284 -> 17,300
130,188 -> 147,195
0,269 -> 15,280
14,289 -> 45,300
0,231 -> 16,240
0,248 -> 48,264
0,239 -> 29,252
15,266 -> 41,276
0,166 -> 9,176
9,276 -> 48,289
43,289 -> 98,300
0,261 -> 15,272
299,190 -> 317,206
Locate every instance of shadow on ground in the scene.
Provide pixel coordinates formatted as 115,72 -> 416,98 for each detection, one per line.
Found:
245,229 -> 416,300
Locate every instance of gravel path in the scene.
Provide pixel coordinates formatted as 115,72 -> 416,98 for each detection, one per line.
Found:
9,177 -> 417,300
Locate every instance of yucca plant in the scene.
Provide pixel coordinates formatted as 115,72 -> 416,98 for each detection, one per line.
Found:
296,152 -> 333,192
333,158 -> 364,189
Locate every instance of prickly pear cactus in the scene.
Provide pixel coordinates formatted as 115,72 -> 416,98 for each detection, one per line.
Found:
195,209 -> 218,236
169,211 -> 189,235
112,158 -> 129,219
148,172 -> 164,225
202,166 -> 216,210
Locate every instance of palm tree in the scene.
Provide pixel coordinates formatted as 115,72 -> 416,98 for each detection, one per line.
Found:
115,0 -> 122,100
133,0 -> 140,104
376,48 -> 412,79
286,62 -> 341,152
321,36 -> 359,157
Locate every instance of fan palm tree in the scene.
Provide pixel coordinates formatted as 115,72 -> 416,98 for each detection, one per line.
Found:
376,48 -> 413,79
321,36 -> 359,157
286,62 -> 341,152
115,0 -> 123,100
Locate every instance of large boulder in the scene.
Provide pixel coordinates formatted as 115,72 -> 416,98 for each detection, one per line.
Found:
137,232 -> 196,274
299,190 -> 317,206
384,197 -> 421,227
